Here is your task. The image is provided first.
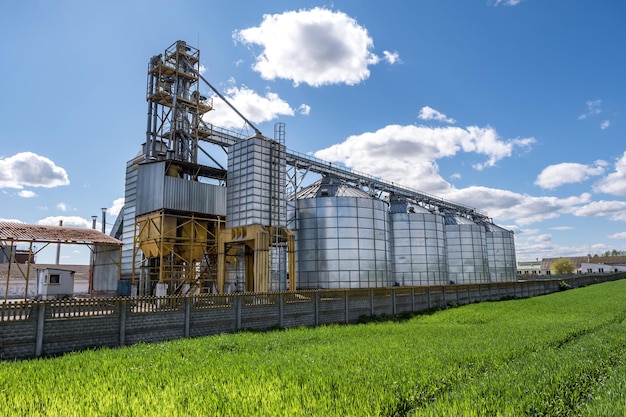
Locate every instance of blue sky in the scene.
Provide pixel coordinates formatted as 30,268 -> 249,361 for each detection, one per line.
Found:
1,0 -> 625,264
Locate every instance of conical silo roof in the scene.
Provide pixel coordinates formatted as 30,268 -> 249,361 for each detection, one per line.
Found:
295,176 -> 373,199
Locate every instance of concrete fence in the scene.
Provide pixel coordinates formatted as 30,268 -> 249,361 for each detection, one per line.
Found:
1,273 -> 623,360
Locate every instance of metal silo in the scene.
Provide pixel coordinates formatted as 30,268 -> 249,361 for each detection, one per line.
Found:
289,177 -> 391,289
482,222 -> 517,282
444,214 -> 489,284
390,196 -> 448,286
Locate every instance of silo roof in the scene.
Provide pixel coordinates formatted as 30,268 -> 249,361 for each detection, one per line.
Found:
482,222 -> 512,233
444,215 -> 476,225
295,176 -> 373,199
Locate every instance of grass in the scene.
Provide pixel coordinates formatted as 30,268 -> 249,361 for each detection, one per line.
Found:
1,280 -> 625,416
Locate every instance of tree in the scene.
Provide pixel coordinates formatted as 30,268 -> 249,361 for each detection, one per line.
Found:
551,258 -> 575,275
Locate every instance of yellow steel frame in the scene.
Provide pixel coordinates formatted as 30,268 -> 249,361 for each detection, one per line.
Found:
132,210 -> 224,295
217,225 -> 296,293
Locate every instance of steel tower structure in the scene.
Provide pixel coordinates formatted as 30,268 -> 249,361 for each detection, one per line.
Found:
145,40 -> 213,165
131,41 -> 227,296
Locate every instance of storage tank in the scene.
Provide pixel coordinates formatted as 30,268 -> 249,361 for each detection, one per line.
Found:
444,214 -> 489,284
289,176 -> 391,289
482,222 -> 517,282
390,196 -> 448,286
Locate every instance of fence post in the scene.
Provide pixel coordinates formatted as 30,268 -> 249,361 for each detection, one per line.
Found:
35,302 -> 45,357
344,290 -> 349,324
278,293 -> 284,328
391,289 -> 396,316
370,289 -> 374,317
119,299 -> 127,347
183,297 -> 191,338
235,295 -> 242,331
427,287 -> 431,309
410,288 -> 415,312
314,292 -> 319,326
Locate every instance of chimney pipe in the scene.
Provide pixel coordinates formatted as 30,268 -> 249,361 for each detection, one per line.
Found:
101,208 -> 107,234
91,215 -> 97,230
56,220 -> 63,264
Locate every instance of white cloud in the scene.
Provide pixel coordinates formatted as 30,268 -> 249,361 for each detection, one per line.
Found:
608,231 -> 626,239
314,124 -> 535,196
573,200 -> 626,222
0,152 -> 69,189
0,218 -> 23,223
57,202 -> 68,212
442,187 -> 591,226
298,104 -> 311,115
549,226 -> 574,231
17,190 -> 37,198
234,7 -> 385,86
492,0 -> 523,5
593,151 -> 626,196
109,197 -> 125,217
418,106 -> 456,124
600,120 -> 610,130
383,50 -> 400,64
534,160 -> 607,189
578,99 -> 602,120
38,216 -> 91,228
205,84 -> 295,129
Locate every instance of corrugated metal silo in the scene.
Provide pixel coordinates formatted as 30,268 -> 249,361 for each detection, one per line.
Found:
390,196 -> 448,286
482,222 -> 517,282
444,214 -> 489,284
289,177 -> 391,289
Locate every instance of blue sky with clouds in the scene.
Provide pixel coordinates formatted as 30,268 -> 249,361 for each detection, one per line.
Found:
1,0 -> 625,264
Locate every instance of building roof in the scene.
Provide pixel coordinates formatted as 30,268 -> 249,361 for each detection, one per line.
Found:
540,255 -> 626,271
0,222 -> 122,246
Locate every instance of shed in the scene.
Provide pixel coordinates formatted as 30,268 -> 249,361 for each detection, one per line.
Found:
36,267 -> 75,299
0,222 -> 122,299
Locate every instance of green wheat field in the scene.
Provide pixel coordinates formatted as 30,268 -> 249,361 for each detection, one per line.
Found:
1,280 -> 625,416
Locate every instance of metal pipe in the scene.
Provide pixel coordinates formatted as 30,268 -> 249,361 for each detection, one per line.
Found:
101,208 -> 107,234
56,220 -> 62,264
91,216 -> 97,230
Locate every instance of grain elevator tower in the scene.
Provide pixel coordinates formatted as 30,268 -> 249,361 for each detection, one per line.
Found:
129,41 -> 227,296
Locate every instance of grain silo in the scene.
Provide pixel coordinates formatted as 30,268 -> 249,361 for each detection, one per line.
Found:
389,195 -> 448,286
289,176 -> 391,289
444,213 -> 489,284
482,221 -> 517,282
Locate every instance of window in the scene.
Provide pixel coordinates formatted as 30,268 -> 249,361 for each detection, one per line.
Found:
49,274 -> 60,284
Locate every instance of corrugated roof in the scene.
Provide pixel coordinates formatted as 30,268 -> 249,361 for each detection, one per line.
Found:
0,222 -> 122,246
295,176 -> 373,199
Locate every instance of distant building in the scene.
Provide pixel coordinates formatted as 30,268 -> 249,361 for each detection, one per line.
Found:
579,262 -> 626,274
0,244 -> 35,264
537,255 -> 626,275
516,260 -> 543,276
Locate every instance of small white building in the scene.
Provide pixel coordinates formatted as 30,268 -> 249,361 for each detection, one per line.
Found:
579,263 -> 626,274
36,268 -> 75,299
